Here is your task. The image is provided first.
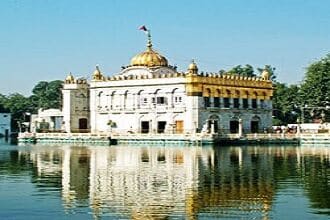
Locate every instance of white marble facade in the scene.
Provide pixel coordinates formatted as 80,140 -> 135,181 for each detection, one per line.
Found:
62,36 -> 273,135
62,66 -> 272,134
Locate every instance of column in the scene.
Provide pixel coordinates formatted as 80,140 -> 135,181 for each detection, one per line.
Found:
210,120 -> 215,134
239,98 -> 243,109
210,97 -> 214,108
238,118 -> 243,137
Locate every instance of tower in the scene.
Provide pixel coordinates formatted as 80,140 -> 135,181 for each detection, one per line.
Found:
62,73 -> 90,133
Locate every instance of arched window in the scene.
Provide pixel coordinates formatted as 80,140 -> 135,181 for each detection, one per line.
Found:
204,88 -> 211,108
137,90 -> 144,108
123,90 -> 129,109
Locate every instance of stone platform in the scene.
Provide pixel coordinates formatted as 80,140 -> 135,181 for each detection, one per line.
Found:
16,132 -> 311,146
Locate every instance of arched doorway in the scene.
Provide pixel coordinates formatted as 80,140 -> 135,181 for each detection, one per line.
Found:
251,116 -> 260,133
79,118 -> 88,132
208,115 -> 219,133
229,116 -> 239,133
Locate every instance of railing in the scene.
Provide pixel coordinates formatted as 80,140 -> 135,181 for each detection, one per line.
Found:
300,133 -> 330,139
18,130 -> 329,141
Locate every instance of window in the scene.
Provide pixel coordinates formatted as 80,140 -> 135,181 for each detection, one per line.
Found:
204,97 -> 210,108
157,97 -> 166,104
243,99 -> 249,108
143,98 -> 148,104
175,96 -> 182,103
224,98 -> 230,108
252,99 -> 257,108
260,99 -> 265,108
214,97 -> 220,107
233,98 -> 239,108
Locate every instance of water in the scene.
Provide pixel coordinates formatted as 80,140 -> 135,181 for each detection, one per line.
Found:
0,140 -> 329,219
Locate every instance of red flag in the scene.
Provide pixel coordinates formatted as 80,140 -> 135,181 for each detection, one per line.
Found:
139,25 -> 148,32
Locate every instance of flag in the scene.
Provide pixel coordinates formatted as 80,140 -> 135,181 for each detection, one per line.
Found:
139,25 -> 148,32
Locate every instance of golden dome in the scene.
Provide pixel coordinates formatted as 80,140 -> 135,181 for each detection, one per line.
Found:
65,72 -> 75,84
130,31 -> 168,67
130,49 -> 168,67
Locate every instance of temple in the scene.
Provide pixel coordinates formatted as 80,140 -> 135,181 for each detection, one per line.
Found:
62,32 -> 273,136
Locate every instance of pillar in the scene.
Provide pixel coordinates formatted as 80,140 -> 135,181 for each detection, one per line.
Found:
210,120 -> 215,134
238,118 -> 243,137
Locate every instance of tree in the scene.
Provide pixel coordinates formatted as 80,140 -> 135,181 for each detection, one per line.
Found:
30,80 -> 63,110
0,93 -> 9,113
4,93 -> 34,130
299,54 -> 330,122
227,64 -> 256,77
272,82 -> 300,125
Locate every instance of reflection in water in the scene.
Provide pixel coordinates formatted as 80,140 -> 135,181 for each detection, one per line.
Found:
10,145 -> 330,219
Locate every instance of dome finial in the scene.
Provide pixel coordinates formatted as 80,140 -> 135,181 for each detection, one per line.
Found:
139,25 -> 152,50
147,29 -> 152,50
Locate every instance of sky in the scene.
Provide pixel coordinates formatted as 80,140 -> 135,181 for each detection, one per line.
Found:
0,0 -> 329,95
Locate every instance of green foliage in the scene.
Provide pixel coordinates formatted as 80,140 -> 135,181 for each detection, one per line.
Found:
227,64 -> 256,77
299,54 -> 330,122
107,120 -> 117,128
0,94 -> 9,112
272,54 -> 330,124
2,93 -> 34,130
30,80 -> 63,110
272,82 -> 300,124
0,80 -> 63,131
221,64 -> 277,80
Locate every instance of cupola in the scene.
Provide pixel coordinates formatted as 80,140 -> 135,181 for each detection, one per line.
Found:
130,30 -> 168,67
92,65 -> 105,81
65,72 -> 75,84
188,60 -> 198,75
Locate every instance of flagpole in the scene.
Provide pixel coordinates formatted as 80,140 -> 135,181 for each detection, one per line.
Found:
147,29 -> 152,49
139,25 -> 152,50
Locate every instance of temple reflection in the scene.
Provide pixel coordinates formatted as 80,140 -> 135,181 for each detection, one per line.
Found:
18,145 -> 330,219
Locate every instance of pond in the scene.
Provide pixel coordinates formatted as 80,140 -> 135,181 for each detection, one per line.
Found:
0,140 -> 329,219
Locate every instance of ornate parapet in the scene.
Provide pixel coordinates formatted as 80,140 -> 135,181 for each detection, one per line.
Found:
185,73 -> 273,99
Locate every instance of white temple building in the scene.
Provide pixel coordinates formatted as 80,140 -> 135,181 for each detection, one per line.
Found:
62,32 -> 273,136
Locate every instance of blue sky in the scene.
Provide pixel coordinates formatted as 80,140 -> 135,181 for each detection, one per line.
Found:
0,0 -> 329,95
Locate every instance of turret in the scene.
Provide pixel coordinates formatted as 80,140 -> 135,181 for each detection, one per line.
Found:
188,60 -> 198,75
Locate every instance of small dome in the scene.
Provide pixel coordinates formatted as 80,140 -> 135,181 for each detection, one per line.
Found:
261,69 -> 270,80
65,72 -> 75,84
92,65 -> 104,81
93,65 -> 101,76
187,60 -> 198,75
188,60 -> 198,71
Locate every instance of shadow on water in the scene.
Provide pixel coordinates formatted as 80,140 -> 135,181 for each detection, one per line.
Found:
0,143 -> 329,219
